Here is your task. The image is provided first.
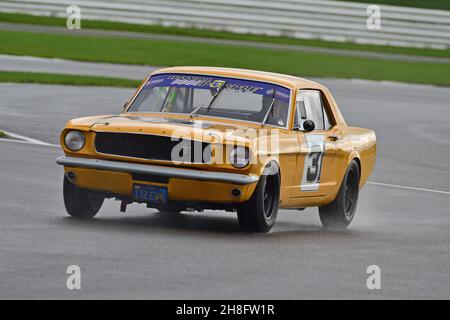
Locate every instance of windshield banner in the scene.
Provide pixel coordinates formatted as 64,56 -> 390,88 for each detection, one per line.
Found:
145,73 -> 291,103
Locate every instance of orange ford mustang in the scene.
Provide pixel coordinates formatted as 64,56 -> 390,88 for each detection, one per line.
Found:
57,67 -> 376,232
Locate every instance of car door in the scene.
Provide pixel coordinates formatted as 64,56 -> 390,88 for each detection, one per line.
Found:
290,89 -> 338,198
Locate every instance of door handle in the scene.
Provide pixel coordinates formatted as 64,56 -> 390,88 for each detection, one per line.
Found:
328,134 -> 339,141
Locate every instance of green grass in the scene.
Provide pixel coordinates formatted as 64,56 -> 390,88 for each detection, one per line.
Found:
1,30 -> 449,87
0,71 -> 140,87
0,12 -> 449,58
0,130 -> 6,138
337,0 -> 450,11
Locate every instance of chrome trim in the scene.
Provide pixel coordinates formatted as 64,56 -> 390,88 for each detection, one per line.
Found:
56,156 -> 259,185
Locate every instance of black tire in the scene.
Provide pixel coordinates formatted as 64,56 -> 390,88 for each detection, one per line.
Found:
319,160 -> 360,230
63,176 -> 104,218
237,166 -> 280,233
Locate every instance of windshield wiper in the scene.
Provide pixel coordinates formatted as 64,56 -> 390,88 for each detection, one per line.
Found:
189,81 -> 228,119
189,104 -> 204,119
203,81 -> 228,115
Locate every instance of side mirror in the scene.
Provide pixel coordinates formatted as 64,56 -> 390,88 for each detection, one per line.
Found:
122,102 -> 128,112
303,120 -> 315,132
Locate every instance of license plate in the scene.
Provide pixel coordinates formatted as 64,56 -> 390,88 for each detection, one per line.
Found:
133,184 -> 168,204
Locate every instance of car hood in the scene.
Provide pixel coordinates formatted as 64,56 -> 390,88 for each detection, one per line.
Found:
66,114 -> 282,146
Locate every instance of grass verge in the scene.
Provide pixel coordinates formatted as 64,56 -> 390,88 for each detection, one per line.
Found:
0,71 -> 140,87
1,30 -> 449,87
0,130 -> 6,138
0,12 -> 449,58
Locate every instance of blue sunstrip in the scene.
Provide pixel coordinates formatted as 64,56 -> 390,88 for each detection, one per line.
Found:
145,73 -> 291,103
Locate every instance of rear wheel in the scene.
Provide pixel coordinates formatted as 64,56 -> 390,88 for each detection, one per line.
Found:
319,160 -> 360,230
237,167 -> 280,233
63,176 -> 104,218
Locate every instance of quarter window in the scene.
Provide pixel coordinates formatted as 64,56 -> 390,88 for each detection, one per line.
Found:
295,90 -> 332,131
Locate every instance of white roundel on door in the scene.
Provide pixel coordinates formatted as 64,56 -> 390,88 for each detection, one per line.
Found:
301,134 -> 325,191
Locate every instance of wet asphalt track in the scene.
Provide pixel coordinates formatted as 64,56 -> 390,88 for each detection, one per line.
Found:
0,80 -> 449,299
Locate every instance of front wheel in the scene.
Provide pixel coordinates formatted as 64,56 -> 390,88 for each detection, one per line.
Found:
63,176 -> 104,218
237,168 -> 280,233
319,160 -> 360,230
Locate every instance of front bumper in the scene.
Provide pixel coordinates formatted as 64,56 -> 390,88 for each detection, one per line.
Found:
56,156 -> 259,203
56,156 -> 259,185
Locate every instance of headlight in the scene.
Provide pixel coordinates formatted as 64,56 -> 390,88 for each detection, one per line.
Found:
64,130 -> 85,151
229,146 -> 250,168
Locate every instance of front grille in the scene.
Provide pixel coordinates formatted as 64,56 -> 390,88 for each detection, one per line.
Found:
95,132 -> 211,163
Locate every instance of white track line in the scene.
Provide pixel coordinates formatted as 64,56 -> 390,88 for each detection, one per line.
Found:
1,130 -> 448,196
367,181 -> 450,195
0,137 -> 59,147
0,130 -> 59,147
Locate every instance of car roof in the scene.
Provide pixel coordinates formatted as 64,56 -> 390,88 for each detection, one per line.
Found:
151,66 -> 323,90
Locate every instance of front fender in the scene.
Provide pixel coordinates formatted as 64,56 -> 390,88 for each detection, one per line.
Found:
254,157 -> 281,177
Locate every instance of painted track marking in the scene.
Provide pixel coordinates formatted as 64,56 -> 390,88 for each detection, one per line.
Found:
367,181 -> 450,195
0,130 -> 59,147
1,130 -> 449,196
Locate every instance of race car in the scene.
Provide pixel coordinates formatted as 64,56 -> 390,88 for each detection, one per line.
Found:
57,67 -> 376,232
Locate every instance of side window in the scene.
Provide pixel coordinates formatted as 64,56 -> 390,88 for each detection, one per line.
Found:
296,90 -> 332,131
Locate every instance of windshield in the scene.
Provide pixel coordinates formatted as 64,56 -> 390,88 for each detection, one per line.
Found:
127,73 -> 291,127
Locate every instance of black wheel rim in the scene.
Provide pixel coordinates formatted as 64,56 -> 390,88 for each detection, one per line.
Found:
344,170 -> 356,218
263,177 -> 275,219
